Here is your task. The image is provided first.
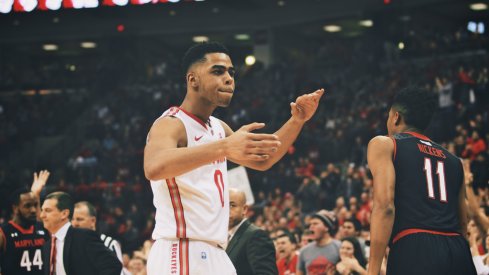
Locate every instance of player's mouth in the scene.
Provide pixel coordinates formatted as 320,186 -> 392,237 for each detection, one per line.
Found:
218,89 -> 234,94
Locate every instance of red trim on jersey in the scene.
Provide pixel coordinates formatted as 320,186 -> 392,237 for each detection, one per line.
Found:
389,136 -> 397,161
392,228 -> 460,244
166,106 -> 180,117
166,178 -> 187,238
9,221 -> 34,234
177,107 -> 208,129
0,227 -> 6,252
179,238 -> 189,275
405,131 -> 431,141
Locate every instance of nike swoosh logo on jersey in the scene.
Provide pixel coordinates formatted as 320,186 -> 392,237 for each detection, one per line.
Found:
195,135 -> 203,141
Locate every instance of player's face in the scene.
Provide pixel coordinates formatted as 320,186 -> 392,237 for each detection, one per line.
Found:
72,206 -> 96,230
339,240 -> 355,258
276,236 -> 296,259
40,198 -> 69,234
15,192 -> 38,224
386,108 -> 394,136
386,108 -> 401,136
309,218 -> 328,241
193,53 -> 235,107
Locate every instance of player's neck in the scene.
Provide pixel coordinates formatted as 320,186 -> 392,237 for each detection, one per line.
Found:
180,99 -> 214,123
393,125 -> 422,136
12,216 -> 34,229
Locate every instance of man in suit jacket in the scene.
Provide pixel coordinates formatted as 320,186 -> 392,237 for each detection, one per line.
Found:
40,191 -> 122,275
226,189 -> 278,275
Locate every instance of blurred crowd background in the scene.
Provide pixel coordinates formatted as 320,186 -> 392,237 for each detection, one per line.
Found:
0,0 -> 488,273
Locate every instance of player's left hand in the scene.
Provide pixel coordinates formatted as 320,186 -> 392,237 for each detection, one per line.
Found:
31,170 -> 50,196
290,88 -> 325,122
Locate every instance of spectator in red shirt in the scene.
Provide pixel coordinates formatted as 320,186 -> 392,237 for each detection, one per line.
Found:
463,131 -> 487,160
276,232 -> 299,275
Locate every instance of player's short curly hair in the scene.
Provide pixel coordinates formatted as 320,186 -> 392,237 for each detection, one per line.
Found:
182,42 -> 230,77
10,187 -> 31,206
391,86 -> 437,131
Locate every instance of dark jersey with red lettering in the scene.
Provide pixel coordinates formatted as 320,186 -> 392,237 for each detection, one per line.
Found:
0,221 -> 48,275
390,132 -> 464,244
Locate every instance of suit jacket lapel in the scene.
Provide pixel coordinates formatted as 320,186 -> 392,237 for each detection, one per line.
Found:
63,226 -> 73,274
226,219 -> 250,255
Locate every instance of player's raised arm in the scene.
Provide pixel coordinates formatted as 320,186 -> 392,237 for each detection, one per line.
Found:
31,169 -> 50,220
223,88 -> 324,171
144,116 -> 281,181
366,136 -> 396,275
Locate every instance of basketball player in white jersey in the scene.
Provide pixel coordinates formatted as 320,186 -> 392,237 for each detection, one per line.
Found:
144,42 -> 324,275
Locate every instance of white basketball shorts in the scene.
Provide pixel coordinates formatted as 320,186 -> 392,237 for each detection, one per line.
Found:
147,238 -> 236,275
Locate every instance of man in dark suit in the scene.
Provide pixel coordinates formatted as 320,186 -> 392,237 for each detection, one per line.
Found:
40,191 -> 122,275
226,188 -> 278,275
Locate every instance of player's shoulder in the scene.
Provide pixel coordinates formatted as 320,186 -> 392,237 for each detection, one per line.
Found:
368,135 -> 394,149
147,111 -> 186,140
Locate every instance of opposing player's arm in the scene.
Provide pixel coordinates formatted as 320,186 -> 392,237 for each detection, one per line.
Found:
366,136 -> 396,275
144,117 -> 280,180
223,89 -> 324,171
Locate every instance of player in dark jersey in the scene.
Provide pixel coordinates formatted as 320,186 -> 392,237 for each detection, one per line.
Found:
0,171 -> 50,275
366,87 -> 476,275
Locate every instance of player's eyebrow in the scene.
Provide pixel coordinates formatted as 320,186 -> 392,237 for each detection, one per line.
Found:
211,65 -> 235,72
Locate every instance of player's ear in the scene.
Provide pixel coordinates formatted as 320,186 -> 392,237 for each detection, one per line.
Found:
12,205 -> 18,215
394,111 -> 401,126
187,72 -> 200,89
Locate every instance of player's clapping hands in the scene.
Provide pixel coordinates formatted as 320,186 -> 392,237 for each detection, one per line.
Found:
290,88 -> 325,122
225,122 -> 281,162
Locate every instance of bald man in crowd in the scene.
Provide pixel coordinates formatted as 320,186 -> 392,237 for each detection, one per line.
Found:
72,201 -> 123,262
226,188 -> 278,275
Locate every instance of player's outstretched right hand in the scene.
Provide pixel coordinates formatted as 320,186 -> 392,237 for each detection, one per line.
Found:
225,122 -> 281,162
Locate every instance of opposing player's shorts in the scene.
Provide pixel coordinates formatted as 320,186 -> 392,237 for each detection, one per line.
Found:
387,232 -> 476,275
147,238 -> 237,275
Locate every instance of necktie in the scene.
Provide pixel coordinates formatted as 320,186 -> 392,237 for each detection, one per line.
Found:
50,236 -> 57,275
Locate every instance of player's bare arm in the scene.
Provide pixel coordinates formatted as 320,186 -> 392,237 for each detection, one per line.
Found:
367,136 -> 396,275
223,88 -> 324,171
144,116 -> 281,180
463,159 -> 489,233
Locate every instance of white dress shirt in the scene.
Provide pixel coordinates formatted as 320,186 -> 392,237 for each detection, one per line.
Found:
52,222 -> 71,275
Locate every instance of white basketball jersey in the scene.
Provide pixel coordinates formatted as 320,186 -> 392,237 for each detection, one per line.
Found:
149,106 -> 229,245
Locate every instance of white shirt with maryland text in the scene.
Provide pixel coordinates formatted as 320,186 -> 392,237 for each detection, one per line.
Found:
148,107 -> 229,245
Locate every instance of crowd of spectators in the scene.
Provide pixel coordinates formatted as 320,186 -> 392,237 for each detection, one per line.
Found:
0,23 -> 488,274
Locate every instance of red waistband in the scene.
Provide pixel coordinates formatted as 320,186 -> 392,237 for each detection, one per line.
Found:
392,228 -> 460,244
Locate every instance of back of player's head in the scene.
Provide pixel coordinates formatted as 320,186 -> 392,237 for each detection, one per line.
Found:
182,42 -> 230,76
391,87 -> 437,131
75,201 -> 97,217
45,191 -> 74,220
10,187 -> 32,206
